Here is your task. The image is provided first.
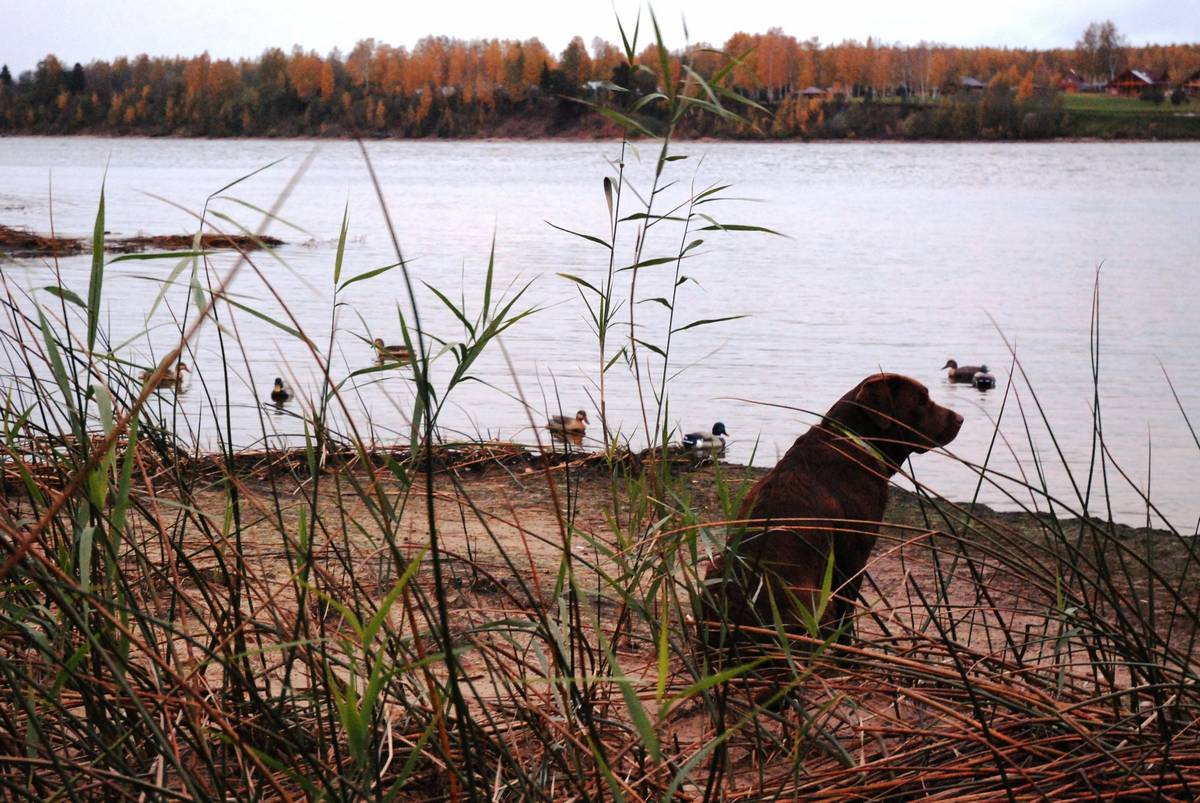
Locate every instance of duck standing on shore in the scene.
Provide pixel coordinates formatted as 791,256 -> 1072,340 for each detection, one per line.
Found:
270,377 -> 293,404
140,363 -> 188,392
683,422 -> 729,456
373,337 -> 412,363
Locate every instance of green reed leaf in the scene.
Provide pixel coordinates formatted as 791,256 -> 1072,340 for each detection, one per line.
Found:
86,182 -> 106,353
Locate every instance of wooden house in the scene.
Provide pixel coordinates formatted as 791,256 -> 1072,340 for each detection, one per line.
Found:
957,76 -> 986,93
1182,69 -> 1200,96
1060,69 -> 1106,93
1108,69 -> 1169,95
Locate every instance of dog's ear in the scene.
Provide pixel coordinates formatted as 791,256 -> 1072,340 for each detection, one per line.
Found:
853,375 -> 896,431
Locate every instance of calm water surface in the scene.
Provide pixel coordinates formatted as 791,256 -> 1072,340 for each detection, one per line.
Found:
2,136 -> 1198,528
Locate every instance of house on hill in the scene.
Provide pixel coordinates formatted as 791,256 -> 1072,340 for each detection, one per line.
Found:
1060,69 -> 1084,92
1182,69 -> 1200,97
1108,69 -> 1169,96
1060,69 -> 1106,93
957,76 -> 986,93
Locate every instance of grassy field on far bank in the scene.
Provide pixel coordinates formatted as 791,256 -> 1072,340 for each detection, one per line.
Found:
1064,92 -> 1195,114
1062,91 -> 1200,138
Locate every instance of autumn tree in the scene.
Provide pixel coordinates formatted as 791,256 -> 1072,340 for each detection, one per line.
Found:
834,39 -> 869,94
346,39 -> 376,90
502,41 -> 525,99
288,48 -> 323,101
928,51 -> 950,96
446,40 -> 470,97
30,56 -> 64,106
521,38 -> 552,91
725,32 -> 760,95
1015,71 -> 1035,102
590,37 -> 623,81
685,44 -> 725,82
869,43 -> 893,95
758,28 -> 799,99
559,36 -> 592,88
180,53 -> 209,121
479,40 -> 503,102
319,58 -> 337,102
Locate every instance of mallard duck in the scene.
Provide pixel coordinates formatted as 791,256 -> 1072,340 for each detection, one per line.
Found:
972,368 -> 996,391
140,362 -> 188,392
270,377 -> 292,404
373,337 -> 412,363
683,422 -> 728,454
942,359 -> 986,383
546,410 -> 588,436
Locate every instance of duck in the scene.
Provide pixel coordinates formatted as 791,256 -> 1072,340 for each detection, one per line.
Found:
942,359 -> 986,383
546,409 -> 589,437
373,337 -> 412,363
682,422 -> 728,454
270,377 -> 292,404
972,368 -> 996,391
140,362 -> 188,392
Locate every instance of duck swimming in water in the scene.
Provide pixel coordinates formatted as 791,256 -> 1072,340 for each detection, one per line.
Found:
972,368 -> 996,391
682,422 -> 728,454
140,363 -> 188,392
270,377 -> 292,404
942,359 -> 986,383
373,337 -> 412,363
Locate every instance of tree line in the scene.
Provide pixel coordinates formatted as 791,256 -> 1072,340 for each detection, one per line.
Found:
1,24 -> 1197,139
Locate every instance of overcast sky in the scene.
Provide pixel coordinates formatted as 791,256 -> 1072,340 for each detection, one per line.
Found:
2,0 -> 1198,73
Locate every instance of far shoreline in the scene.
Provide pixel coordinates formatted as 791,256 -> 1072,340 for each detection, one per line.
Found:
3,131 -> 1197,145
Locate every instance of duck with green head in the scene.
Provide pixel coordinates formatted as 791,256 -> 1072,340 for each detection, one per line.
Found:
683,421 -> 728,454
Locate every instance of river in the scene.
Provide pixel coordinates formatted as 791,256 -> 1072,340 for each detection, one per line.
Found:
2,136 -> 1198,528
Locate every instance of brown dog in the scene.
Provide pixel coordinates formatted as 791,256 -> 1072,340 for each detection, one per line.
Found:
703,373 -> 963,642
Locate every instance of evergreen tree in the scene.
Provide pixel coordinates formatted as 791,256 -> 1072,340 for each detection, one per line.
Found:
67,62 -> 86,92
559,37 -> 591,88
0,65 -> 11,87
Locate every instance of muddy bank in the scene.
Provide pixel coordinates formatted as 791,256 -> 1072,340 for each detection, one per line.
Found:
5,440 -> 1190,657
0,224 -> 283,258
156,454 -> 1193,649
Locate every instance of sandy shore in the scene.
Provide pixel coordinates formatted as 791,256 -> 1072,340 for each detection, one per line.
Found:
172,458 -> 1194,660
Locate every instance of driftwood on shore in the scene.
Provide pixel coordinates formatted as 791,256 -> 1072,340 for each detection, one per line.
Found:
0,224 -> 283,258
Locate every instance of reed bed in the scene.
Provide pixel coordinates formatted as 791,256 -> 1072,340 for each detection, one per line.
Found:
1,13 -> 1197,800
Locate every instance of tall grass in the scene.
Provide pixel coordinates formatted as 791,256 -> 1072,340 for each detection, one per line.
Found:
1,12 -> 1198,800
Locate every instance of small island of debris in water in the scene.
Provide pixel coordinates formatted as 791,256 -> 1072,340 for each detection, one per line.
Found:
0,223 -> 283,258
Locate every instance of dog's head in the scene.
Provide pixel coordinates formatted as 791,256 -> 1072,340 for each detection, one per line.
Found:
833,373 -> 963,457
